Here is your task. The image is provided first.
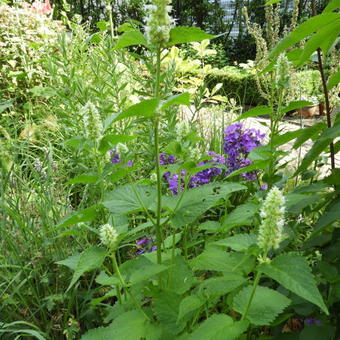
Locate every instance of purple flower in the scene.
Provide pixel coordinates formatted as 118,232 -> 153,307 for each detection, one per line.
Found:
261,183 -> 268,190
159,153 -> 177,166
110,149 -> 121,164
223,123 -> 265,180
135,238 -> 157,255
305,318 -> 321,325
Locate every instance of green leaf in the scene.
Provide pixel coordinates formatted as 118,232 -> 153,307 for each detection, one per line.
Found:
259,253 -> 328,314
323,0 -> 340,13
55,204 -> 101,228
312,197 -> 340,236
300,325 -> 336,340
103,184 -> 156,215
198,274 -> 247,298
98,134 -> 136,153
233,286 -> 291,325
222,203 -> 259,230
280,100 -> 313,114
191,247 -> 253,274
177,295 -> 205,322
226,160 -> 268,179
272,130 -> 303,147
0,100 -> 13,113
115,99 -> 159,122
324,168 -> 340,185
163,232 -> 182,249
285,193 -> 323,214
129,263 -> 168,285
327,71 -> 340,90
95,271 -> 120,286
81,310 -> 148,340
293,122 -> 326,149
114,30 -> 147,49
66,174 -> 99,185
318,119 -> 340,141
57,247 -> 107,291
268,13 -> 340,59
296,22 -> 340,65
295,138 -> 331,175
235,105 -> 272,121
168,26 -> 214,46
161,93 -> 190,110
190,314 -> 248,340
152,291 -> 185,334
214,234 -> 257,251
265,0 -> 281,5
168,182 -> 246,227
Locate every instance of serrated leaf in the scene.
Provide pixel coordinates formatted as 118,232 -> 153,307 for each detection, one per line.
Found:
190,314 -> 248,340
55,204 -> 101,228
114,30 -> 147,49
198,274 -> 247,297
177,295 -> 205,322
168,26 -> 214,46
57,247 -> 107,291
81,310 -> 148,340
167,182 -> 246,228
152,291 -> 185,334
129,263 -> 168,285
191,247 -> 253,274
215,234 -> 257,251
259,253 -> 328,314
235,105 -> 272,121
222,203 -> 259,230
103,184 -> 156,215
233,286 -> 291,325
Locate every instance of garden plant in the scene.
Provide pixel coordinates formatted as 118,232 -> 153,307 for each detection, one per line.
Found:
0,0 -> 339,339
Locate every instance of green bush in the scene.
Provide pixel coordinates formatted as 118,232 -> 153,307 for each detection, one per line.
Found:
0,1 -> 64,103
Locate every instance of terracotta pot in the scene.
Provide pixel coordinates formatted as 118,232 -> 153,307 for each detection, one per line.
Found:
296,104 -> 322,118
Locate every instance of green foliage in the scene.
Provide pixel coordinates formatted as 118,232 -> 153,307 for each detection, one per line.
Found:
259,253 -> 328,314
233,285 -> 291,325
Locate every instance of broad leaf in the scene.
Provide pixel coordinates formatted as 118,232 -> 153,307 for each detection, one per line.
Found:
190,314 -> 248,340
285,193 -> 323,214
235,105 -> 272,121
115,99 -> 159,122
259,253 -> 328,314
222,203 -> 259,230
324,0 -> 340,13
168,26 -> 214,46
161,93 -> 190,110
293,122 -> 326,149
233,285 -> 291,325
81,310 -> 149,340
57,247 -> 107,291
226,160 -> 268,179
56,204 -> 101,228
103,184 -> 156,215
280,100 -> 313,114
177,295 -> 205,322
114,30 -> 147,49
168,182 -> 246,227
129,263 -> 168,285
214,233 -> 257,251
272,130 -> 303,147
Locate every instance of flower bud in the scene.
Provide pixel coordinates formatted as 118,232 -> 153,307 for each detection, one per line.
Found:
81,102 -> 103,143
99,224 -> 118,250
274,54 -> 291,89
257,186 -> 285,253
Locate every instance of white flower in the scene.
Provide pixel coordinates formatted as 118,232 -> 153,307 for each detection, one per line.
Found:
257,186 -> 285,252
99,224 -> 118,250
144,0 -> 174,47
81,102 -> 103,142
176,120 -> 190,140
116,142 -> 129,154
274,54 -> 291,89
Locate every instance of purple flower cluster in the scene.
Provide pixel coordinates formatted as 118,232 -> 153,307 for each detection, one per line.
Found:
109,149 -> 133,167
135,238 -> 157,255
223,123 -> 265,180
161,151 -> 225,195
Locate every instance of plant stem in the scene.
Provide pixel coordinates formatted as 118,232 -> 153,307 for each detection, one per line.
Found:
312,0 -> 335,170
154,47 -> 163,266
241,270 -> 262,321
